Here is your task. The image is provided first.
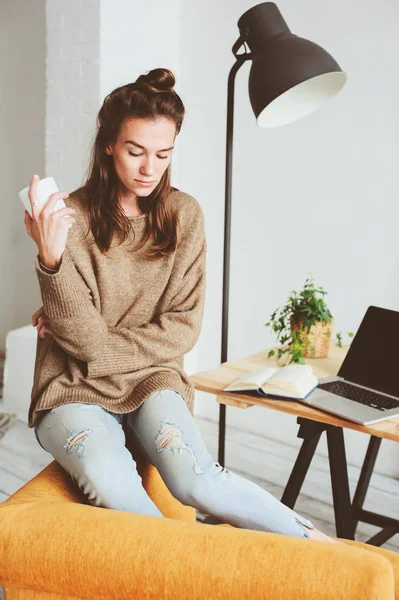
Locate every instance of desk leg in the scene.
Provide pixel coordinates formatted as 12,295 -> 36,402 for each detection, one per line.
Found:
281,418 -> 325,508
352,435 -> 381,535
218,403 -> 226,466
326,425 -> 355,540
351,436 -> 399,546
281,418 -> 356,540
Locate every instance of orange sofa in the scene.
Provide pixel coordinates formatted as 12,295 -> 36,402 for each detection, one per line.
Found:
0,441 -> 398,600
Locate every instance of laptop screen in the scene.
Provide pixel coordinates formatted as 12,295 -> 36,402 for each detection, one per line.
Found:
338,305 -> 399,397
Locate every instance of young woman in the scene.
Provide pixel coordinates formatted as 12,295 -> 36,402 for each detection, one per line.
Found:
25,67 -> 343,545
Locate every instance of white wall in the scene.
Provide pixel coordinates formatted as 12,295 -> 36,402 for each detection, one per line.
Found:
0,0 -> 46,349
180,0 -> 399,478
0,0 -> 100,348
45,0 -> 100,191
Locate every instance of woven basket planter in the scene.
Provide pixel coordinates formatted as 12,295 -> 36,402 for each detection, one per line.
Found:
290,317 -> 334,359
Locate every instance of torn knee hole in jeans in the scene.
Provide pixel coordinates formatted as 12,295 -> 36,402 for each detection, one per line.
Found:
154,419 -> 205,475
64,428 -> 95,459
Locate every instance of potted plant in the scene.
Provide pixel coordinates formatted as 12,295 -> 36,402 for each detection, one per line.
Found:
265,276 -> 334,365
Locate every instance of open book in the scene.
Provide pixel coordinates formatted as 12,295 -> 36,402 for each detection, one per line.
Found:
222,364 -> 319,400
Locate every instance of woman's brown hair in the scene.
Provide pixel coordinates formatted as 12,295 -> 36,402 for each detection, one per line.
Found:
74,68 -> 185,260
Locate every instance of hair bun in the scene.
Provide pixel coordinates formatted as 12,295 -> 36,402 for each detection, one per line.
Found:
136,68 -> 175,93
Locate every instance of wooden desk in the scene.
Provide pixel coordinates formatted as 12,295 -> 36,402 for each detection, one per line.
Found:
190,344 -> 399,545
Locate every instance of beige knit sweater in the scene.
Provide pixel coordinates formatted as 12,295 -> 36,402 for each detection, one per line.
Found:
28,189 -> 207,428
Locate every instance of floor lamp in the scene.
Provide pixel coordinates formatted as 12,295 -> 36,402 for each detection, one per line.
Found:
219,2 -> 347,466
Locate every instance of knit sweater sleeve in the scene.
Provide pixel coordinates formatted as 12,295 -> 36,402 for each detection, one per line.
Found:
34,247 -> 108,362
85,204 -> 207,378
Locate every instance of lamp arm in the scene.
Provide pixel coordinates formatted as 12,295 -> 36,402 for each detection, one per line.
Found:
232,30 -> 253,60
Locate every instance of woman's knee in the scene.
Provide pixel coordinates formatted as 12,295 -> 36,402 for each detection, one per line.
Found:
34,404 -> 159,514
35,403 -> 125,457
40,418 -> 132,493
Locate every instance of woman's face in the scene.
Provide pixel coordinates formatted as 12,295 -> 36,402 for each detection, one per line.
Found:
105,116 -> 176,198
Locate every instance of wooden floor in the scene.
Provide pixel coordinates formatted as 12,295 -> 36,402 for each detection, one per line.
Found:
1,414 -> 398,553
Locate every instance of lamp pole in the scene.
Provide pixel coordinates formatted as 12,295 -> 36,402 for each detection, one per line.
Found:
219,36 -> 252,466
218,2 -> 346,467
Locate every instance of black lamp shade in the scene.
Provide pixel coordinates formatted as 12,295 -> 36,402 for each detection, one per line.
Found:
238,3 -> 347,127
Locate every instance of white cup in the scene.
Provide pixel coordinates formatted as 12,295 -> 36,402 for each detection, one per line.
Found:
18,176 -> 71,227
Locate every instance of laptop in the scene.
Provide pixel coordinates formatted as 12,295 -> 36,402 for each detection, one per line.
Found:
299,305 -> 399,425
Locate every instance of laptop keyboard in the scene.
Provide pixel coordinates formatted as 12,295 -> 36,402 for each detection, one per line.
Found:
318,380 -> 399,411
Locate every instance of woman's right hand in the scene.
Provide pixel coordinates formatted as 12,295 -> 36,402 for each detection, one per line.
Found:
23,175 -> 77,269
32,306 -> 53,339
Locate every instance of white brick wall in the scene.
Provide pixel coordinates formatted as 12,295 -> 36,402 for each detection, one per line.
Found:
45,0 -> 100,192
1,0 -> 46,348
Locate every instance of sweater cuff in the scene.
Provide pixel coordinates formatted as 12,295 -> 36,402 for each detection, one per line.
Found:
86,333 -> 140,378
35,249 -> 90,319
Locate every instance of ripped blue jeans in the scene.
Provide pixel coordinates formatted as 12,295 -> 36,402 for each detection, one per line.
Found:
34,388 -> 315,539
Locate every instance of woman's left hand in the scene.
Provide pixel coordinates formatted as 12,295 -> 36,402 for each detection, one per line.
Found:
32,306 -> 53,339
